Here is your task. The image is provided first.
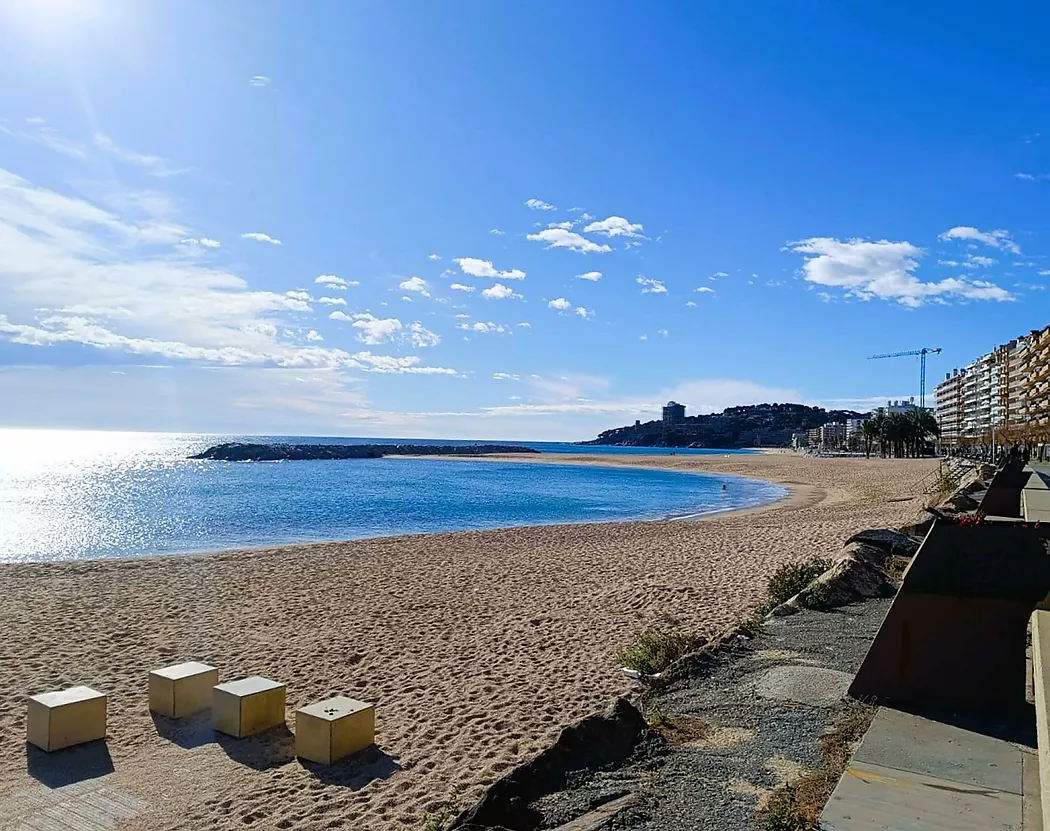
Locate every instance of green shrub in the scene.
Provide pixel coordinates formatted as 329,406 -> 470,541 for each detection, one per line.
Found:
615,615 -> 706,675
423,802 -> 459,831
798,582 -> 830,610
766,558 -> 833,606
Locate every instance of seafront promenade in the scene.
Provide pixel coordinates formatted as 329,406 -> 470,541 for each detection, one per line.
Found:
0,453 -> 936,831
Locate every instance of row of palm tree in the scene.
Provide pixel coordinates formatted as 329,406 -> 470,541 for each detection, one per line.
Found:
860,409 -> 940,458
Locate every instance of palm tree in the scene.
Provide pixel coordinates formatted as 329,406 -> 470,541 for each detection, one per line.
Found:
865,411 -> 888,457
860,418 -> 879,458
905,408 -> 940,457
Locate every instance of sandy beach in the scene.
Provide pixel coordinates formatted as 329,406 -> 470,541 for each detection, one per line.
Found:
0,453 -> 936,831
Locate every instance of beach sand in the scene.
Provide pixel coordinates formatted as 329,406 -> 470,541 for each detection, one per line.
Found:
0,453 -> 936,830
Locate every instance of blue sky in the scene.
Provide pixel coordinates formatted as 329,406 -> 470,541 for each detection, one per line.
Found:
1,1 -> 1048,440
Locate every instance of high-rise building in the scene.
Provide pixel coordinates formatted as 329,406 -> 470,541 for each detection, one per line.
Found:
662,400 -> 686,427
934,322 -> 1050,458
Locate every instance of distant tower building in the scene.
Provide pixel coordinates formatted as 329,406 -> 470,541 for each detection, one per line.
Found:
662,401 -> 686,427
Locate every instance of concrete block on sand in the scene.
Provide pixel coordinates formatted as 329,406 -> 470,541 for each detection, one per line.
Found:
295,696 -> 375,764
27,686 -> 107,752
212,676 -> 286,738
149,661 -> 219,718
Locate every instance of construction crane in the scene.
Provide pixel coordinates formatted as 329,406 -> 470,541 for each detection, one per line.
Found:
868,348 -> 943,411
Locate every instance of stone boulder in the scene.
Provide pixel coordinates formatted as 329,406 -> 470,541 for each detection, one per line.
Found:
772,542 -> 897,616
844,528 -> 921,558
449,698 -> 654,831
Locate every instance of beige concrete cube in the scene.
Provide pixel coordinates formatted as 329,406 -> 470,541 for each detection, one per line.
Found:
149,662 -> 219,718
27,686 -> 107,752
212,676 -> 286,738
296,696 -> 375,765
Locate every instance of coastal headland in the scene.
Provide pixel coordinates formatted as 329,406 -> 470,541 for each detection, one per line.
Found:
0,452 -> 936,831
190,442 -> 540,461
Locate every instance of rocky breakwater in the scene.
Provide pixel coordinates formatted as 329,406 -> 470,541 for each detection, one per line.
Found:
190,442 -> 540,462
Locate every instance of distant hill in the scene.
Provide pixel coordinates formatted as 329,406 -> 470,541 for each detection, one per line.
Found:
581,402 -> 867,448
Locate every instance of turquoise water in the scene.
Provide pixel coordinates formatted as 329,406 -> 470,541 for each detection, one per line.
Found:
0,430 -> 785,563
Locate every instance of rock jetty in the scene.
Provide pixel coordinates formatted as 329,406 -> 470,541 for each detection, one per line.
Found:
190,442 -> 539,462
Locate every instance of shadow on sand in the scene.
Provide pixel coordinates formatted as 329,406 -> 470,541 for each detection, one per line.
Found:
151,711 -> 215,750
215,724 -> 297,771
27,740 -> 114,788
299,745 -> 401,789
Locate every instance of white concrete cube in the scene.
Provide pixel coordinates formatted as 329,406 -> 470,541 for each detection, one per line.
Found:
296,696 -> 375,765
212,676 -> 286,738
149,661 -> 219,718
27,686 -> 107,752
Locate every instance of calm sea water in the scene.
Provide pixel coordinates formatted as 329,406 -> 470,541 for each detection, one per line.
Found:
0,430 -> 784,563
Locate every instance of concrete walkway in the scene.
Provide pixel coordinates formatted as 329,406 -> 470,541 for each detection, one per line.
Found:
821,708 -> 1039,830
1023,465 -> 1050,523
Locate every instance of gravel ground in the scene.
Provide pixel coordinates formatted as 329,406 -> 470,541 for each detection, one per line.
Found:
532,598 -> 892,830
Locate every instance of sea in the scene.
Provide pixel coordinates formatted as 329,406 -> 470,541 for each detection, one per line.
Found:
0,430 -> 787,564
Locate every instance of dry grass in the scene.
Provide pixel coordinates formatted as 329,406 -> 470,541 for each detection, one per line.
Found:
756,701 -> 876,830
883,554 -> 912,583
654,714 -> 711,745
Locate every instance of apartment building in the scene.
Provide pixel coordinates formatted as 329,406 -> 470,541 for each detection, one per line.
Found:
936,323 -> 1050,455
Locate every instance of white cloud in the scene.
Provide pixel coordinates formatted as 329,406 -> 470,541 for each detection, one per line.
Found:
92,133 -> 190,178
525,198 -> 557,211
330,312 -> 439,348
285,290 -> 312,302
517,322 -> 531,328
449,283 -> 475,292
305,330 -> 323,342
318,296 -> 346,306
409,322 -> 441,347
547,220 -> 575,230
576,271 -> 602,282
938,226 -> 1021,255
549,297 -> 591,318
1015,172 -> 1050,181
399,276 -> 430,296
965,255 -> 997,268
582,216 -> 644,238
489,228 -> 506,236
427,253 -> 441,260
333,312 -> 402,344
639,334 -> 648,341
179,237 -> 221,249
790,237 -> 1015,307
459,321 -> 510,334
493,372 -> 519,380
0,167 -> 455,376
0,120 -> 88,159
315,274 -> 355,290
710,271 -> 729,280
695,286 -> 715,294
481,283 -> 521,300
250,76 -> 271,87
685,301 -> 697,307
454,257 -> 525,280
656,328 -> 669,337
637,276 -> 667,294
242,232 -> 282,245
526,228 -> 611,254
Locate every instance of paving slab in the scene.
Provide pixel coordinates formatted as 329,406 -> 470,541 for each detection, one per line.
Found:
821,707 -> 1032,831
853,708 -> 1023,794
821,760 -> 1021,831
